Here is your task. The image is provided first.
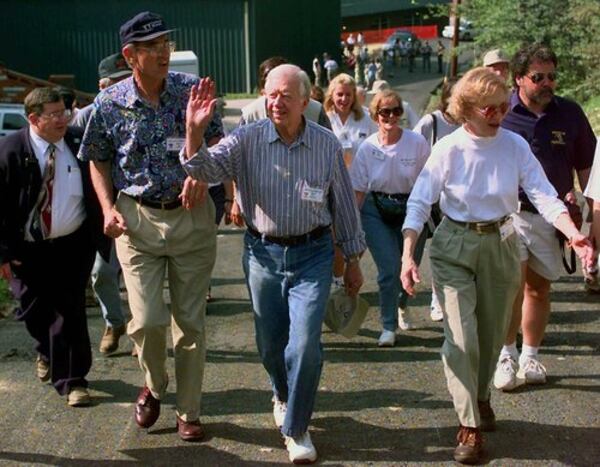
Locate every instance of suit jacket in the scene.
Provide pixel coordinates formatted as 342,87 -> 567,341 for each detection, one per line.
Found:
0,126 -> 109,264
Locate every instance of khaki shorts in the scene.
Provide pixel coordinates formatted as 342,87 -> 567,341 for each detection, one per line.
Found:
512,211 -> 562,281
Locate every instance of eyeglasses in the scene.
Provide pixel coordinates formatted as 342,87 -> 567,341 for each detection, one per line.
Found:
135,40 -> 176,55
474,102 -> 509,119
377,106 -> 402,118
39,109 -> 72,121
527,72 -> 557,84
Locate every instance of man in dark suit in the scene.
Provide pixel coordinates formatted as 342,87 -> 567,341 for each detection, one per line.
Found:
0,87 -> 108,407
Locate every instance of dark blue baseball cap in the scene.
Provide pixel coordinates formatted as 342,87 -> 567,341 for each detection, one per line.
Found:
119,11 -> 174,47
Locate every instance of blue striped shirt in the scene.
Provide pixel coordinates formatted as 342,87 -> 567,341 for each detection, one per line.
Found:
181,118 -> 365,257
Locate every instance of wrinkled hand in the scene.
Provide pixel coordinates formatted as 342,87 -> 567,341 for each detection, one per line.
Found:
344,262 -> 364,297
103,206 -> 127,238
179,177 -> 208,210
570,233 -> 595,270
186,77 -> 218,133
229,200 -> 245,227
400,256 -> 421,297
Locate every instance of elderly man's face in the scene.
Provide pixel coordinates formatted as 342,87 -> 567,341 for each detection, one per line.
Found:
126,34 -> 172,81
265,73 -> 308,133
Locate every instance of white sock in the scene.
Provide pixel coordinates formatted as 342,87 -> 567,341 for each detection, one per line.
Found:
520,344 -> 539,363
500,342 -> 519,360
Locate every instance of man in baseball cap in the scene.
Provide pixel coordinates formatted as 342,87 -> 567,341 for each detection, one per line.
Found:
119,11 -> 175,46
483,48 -> 510,80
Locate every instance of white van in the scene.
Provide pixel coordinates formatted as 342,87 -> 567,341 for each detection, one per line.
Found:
0,104 -> 27,138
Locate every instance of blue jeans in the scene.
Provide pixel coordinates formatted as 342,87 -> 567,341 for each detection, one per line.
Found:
361,194 -> 426,331
91,244 -> 125,328
242,231 -> 334,438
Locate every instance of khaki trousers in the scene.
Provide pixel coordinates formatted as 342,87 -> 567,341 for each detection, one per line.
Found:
115,194 -> 216,421
430,217 -> 521,427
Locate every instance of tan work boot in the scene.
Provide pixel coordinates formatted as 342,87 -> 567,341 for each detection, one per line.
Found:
36,354 -> 50,382
99,325 -> 126,354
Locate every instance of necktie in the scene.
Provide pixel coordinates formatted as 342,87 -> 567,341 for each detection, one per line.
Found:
29,144 -> 57,241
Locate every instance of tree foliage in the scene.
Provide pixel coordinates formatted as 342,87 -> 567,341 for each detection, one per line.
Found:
461,0 -> 600,102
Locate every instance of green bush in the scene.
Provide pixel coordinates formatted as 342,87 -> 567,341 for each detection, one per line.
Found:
0,278 -> 11,310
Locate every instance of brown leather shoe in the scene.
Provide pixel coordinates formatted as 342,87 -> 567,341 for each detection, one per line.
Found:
135,386 -> 160,428
478,399 -> 496,432
454,425 -> 483,464
99,325 -> 126,354
176,416 -> 205,442
36,354 -> 50,382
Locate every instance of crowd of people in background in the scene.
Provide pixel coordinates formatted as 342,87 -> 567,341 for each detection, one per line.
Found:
0,11 -> 598,466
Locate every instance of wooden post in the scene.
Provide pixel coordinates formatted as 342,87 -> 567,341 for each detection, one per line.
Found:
450,0 -> 461,78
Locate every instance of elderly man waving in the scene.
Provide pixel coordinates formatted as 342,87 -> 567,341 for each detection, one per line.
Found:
181,65 -> 366,464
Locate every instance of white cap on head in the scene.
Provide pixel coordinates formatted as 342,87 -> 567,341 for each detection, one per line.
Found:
483,49 -> 509,67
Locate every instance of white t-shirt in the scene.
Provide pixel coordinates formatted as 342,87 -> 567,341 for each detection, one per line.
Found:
327,110 -> 378,161
323,59 -> 338,71
413,110 -> 459,146
584,142 -> 600,200
402,126 -> 567,235
350,130 -> 430,194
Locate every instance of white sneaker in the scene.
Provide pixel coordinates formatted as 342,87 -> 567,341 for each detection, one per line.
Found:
285,431 -> 317,464
272,397 -> 287,428
493,355 -> 520,391
378,329 -> 396,347
517,356 -> 547,384
430,294 -> 444,321
398,306 -> 413,330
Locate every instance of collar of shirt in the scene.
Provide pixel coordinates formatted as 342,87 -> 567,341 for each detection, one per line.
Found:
509,90 -> 559,117
266,117 -> 312,149
124,73 -> 176,109
29,128 -> 66,171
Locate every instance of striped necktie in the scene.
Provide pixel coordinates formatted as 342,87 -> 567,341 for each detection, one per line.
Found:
29,143 -> 57,241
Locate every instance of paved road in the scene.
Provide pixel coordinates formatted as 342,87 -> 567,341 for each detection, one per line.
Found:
1,62 -> 599,465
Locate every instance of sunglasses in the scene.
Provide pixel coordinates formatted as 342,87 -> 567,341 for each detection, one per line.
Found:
527,72 -> 557,84
474,102 -> 509,119
377,106 -> 402,118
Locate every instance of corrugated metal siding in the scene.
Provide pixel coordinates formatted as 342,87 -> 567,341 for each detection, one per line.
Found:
342,0 -> 449,17
249,0 -> 341,89
0,0 -> 247,93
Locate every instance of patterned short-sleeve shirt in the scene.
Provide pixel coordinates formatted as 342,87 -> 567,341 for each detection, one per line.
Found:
78,72 -> 223,202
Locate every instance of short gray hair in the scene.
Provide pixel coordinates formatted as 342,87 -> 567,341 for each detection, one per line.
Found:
265,64 -> 311,100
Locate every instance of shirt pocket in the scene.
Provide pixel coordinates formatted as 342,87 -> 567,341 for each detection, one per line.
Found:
67,166 -> 84,198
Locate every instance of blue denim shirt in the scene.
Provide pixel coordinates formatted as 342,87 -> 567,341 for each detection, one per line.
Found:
78,72 -> 223,202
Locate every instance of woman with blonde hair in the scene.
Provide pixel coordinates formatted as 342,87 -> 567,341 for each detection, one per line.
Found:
350,89 -> 430,344
400,67 -> 593,464
324,73 -> 377,288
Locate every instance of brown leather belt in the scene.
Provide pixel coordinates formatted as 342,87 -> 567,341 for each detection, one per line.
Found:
122,192 -> 181,210
247,225 -> 331,247
448,216 -> 510,235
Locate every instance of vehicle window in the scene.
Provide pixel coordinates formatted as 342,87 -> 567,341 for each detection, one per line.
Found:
2,112 -> 27,130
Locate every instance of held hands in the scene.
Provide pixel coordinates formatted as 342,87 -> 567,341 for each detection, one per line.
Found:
400,256 -> 421,297
569,233 -> 595,270
103,206 -> 127,239
179,177 -> 208,210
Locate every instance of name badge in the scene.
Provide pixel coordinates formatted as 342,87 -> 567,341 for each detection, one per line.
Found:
166,137 -> 185,152
301,183 -> 325,203
499,218 -> 515,242
371,149 -> 385,160
340,132 -> 353,149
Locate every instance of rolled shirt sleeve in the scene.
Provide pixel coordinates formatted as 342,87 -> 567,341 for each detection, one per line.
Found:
181,129 -> 242,183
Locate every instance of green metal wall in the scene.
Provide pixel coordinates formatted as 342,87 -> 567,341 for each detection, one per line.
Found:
249,0 -> 341,89
0,0 -> 340,95
0,0 -> 246,93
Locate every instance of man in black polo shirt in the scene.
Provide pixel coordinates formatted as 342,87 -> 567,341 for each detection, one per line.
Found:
494,43 -> 597,391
